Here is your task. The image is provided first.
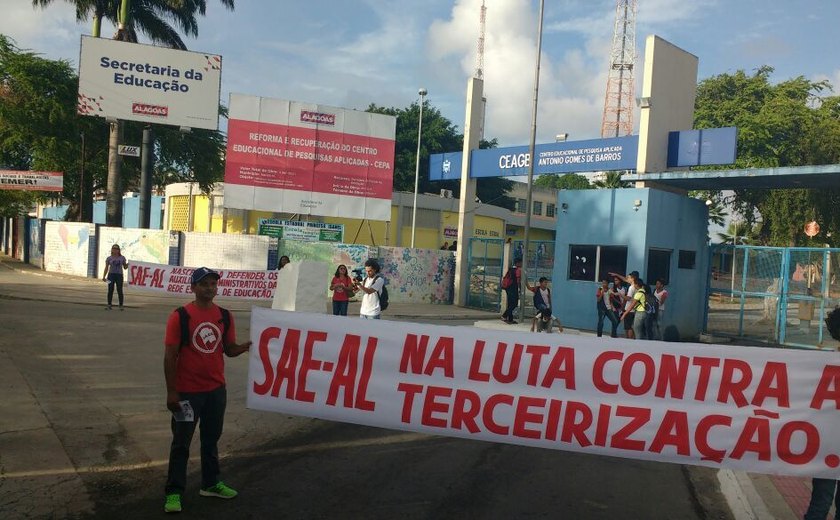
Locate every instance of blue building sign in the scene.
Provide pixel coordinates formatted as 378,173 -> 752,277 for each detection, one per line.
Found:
667,127 -> 737,167
429,135 -> 638,181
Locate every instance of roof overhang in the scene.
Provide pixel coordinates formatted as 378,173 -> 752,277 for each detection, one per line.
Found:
624,164 -> 840,190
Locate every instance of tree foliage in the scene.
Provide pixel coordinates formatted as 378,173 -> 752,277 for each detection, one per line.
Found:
366,102 -> 515,210
694,66 -> 840,246
593,171 -> 631,189
0,35 -> 227,219
534,173 -> 591,190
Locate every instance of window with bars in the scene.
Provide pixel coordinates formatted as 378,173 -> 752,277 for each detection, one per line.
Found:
533,201 -> 542,215
546,203 -> 556,218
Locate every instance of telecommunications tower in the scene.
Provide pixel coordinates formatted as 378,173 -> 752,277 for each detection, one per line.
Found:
600,0 -> 637,138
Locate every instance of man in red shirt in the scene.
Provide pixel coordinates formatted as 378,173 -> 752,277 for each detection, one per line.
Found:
162,267 -> 251,514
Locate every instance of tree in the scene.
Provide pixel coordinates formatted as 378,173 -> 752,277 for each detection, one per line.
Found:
0,35 -> 227,220
716,220 -> 756,245
694,67 -> 840,246
593,171 -> 631,189
32,0 -> 235,226
0,35 -> 108,220
367,102 -> 515,211
534,173 -> 592,190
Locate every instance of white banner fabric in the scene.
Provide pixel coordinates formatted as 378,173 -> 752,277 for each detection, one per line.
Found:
247,308 -> 840,479
127,261 -> 276,300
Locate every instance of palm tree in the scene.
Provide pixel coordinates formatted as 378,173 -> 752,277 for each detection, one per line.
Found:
706,198 -> 728,227
716,220 -> 754,245
32,0 -> 234,225
593,171 -> 631,189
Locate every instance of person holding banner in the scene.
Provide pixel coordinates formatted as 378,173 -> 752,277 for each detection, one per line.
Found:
278,255 -> 290,270
804,305 -> 840,520
354,259 -> 385,319
102,244 -> 128,310
162,267 -> 251,514
330,264 -> 355,316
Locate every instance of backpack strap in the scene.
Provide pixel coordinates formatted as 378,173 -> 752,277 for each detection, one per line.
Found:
176,305 -> 230,351
372,275 -> 383,298
176,306 -> 190,350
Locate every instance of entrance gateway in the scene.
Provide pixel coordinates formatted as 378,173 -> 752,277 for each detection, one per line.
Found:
433,34 -> 840,342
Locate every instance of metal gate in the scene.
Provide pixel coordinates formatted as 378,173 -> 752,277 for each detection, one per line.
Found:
706,245 -> 840,349
466,238 -> 556,314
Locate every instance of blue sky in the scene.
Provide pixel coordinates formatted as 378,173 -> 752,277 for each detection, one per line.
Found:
2,0 -> 839,148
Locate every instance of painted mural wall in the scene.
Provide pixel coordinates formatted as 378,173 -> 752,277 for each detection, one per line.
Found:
378,246 -> 455,304
27,218 -> 43,268
98,227 -> 169,265
44,221 -> 94,277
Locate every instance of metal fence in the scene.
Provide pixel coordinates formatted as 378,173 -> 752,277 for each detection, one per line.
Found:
706,245 -> 840,349
466,238 -> 555,315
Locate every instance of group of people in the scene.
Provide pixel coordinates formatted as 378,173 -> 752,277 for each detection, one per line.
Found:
500,258 -> 562,333
329,260 -> 387,319
596,271 -> 669,341
161,252 -> 840,517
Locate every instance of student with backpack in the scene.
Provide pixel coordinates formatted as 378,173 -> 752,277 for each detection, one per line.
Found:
620,276 -> 648,340
354,259 -> 388,319
162,267 -> 251,514
501,258 -> 523,324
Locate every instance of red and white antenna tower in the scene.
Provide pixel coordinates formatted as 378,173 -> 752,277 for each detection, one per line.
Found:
600,0 -> 637,138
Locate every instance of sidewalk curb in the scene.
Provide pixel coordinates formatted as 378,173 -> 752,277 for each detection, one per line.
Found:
718,469 -> 774,520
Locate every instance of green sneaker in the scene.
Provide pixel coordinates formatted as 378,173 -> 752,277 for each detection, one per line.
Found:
164,493 -> 182,513
200,481 -> 238,499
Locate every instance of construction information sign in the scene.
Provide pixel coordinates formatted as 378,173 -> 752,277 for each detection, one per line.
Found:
223,94 -> 396,221
257,219 -> 344,242
248,308 -> 840,479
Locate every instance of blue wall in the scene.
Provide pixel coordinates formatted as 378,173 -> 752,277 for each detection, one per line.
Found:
552,188 -> 709,339
41,196 -> 164,229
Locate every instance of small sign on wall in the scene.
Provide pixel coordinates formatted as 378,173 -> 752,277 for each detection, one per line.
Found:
118,145 -> 140,157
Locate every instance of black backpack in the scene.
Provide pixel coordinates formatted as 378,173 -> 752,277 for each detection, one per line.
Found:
176,306 -> 230,349
642,289 -> 659,316
373,275 -> 389,311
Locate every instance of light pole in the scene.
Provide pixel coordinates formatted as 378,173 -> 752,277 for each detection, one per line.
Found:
410,87 -> 427,248
520,0 -> 545,322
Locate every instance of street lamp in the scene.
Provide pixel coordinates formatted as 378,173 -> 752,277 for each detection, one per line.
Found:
410,87 -> 427,248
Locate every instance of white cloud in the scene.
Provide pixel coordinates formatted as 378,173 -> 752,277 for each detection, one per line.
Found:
428,0 -> 617,144
1,1 -> 88,64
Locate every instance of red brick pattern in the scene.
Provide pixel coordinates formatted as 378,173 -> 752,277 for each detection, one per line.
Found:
771,475 -> 812,518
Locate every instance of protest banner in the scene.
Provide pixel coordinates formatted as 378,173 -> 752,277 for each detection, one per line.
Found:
127,261 -> 276,300
247,308 -> 840,478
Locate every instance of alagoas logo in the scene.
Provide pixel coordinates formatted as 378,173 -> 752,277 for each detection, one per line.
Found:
192,321 -> 221,354
300,110 -> 335,125
132,102 -> 169,117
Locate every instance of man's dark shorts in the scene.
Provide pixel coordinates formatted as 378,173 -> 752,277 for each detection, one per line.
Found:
623,312 -> 635,329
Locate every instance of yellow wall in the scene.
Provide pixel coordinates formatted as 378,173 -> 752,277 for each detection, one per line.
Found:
168,195 -> 513,247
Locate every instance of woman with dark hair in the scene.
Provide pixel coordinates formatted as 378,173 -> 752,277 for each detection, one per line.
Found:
102,244 -> 128,310
620,277 -> 647,340
330,264 -> 354,316
278,255 -> 290,269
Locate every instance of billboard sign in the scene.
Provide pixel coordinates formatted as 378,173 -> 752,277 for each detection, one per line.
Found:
257,219 -> 344,243
667,127 -> 737,168
77,36 -> 222,130
0,170 -> 63,191
429,136 -> 638,181
224,94 -> 396,221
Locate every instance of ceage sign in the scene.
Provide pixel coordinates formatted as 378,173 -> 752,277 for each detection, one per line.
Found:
429,135 -> 639,181
77,36 -> 222,130
224,94 -> 396,221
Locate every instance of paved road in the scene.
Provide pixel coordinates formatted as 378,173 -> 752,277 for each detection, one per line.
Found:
0,259 -> 733,519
